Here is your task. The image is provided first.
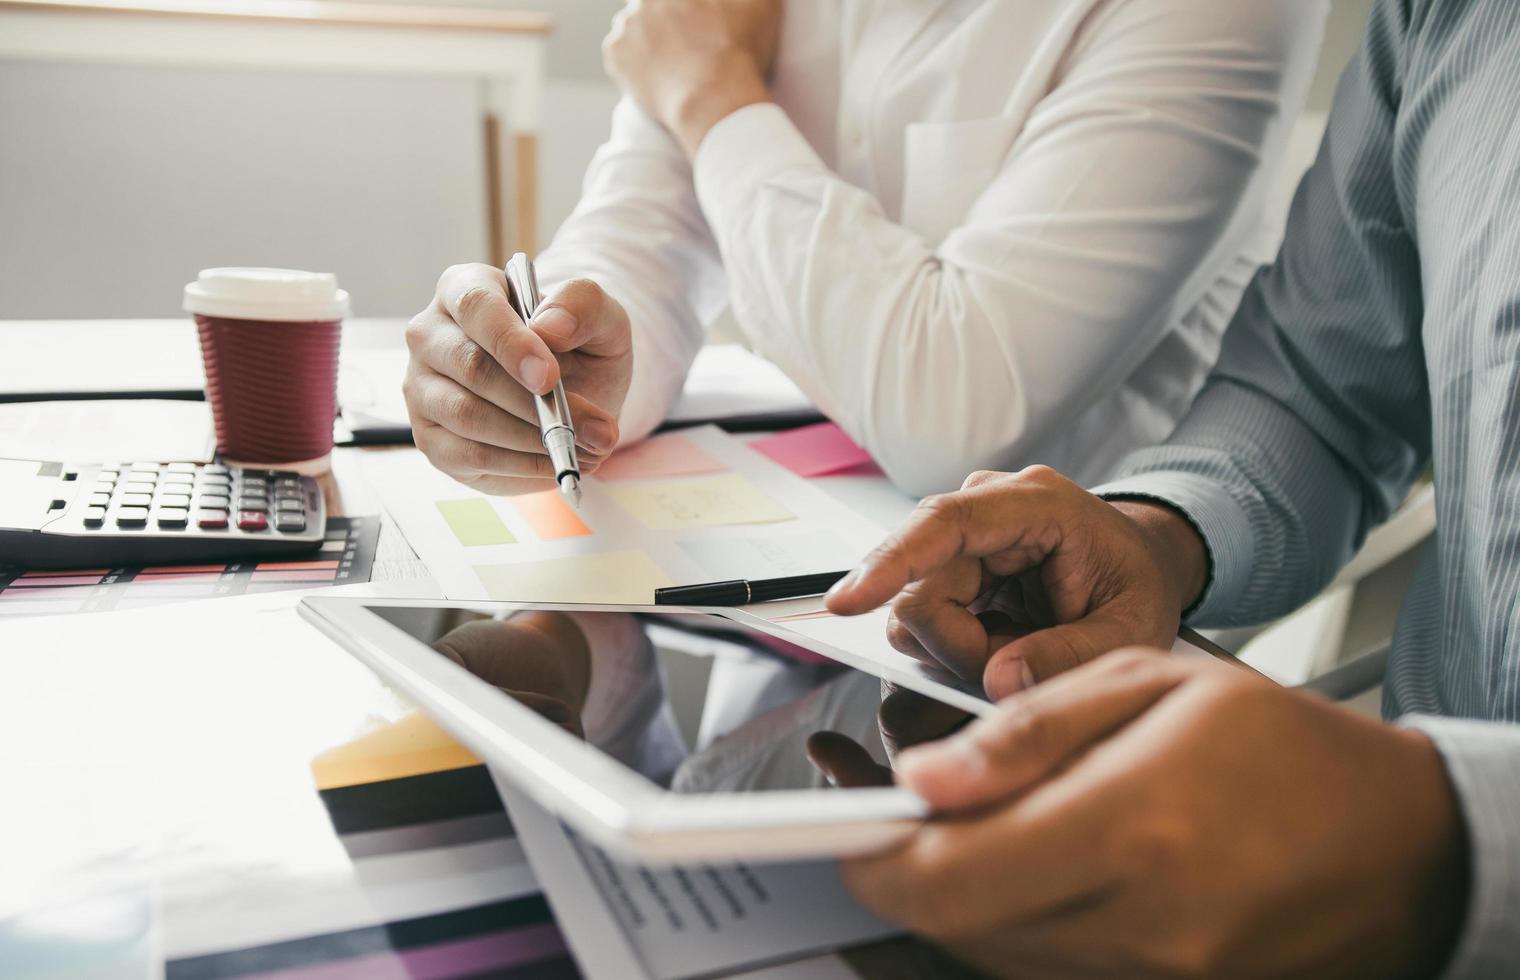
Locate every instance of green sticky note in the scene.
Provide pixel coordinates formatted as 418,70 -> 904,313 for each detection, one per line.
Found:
436,498 -> 515,547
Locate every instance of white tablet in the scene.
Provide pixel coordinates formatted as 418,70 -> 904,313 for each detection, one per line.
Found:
298,597 -> 993,864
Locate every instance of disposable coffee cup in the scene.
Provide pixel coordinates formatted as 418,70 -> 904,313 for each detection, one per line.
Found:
183,268 -> 349,474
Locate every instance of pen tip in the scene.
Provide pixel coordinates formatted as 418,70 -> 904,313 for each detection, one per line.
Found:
560,473 -> 582,508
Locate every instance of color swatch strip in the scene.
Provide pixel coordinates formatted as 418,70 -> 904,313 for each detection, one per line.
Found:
163,895 -> 575,980
0,518 -> 378,619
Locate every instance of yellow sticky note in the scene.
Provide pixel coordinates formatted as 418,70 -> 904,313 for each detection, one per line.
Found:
608,474 -> 795,530
474,549 -> 673,604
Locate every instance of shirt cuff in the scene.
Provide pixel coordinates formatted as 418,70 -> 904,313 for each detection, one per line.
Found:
692,102 -> 827,241
1399,714 -> 1520,980
1090,471 -> 1255,622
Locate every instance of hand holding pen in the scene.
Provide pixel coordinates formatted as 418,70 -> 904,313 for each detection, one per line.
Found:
401,260 -> 635,497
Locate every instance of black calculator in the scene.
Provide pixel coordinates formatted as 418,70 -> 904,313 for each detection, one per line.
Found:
0,458 -> 326,570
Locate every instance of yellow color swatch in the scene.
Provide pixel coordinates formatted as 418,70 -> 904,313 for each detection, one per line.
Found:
608,474 -> 795,530
474,549 -> 673,604
310,710 -> 481,791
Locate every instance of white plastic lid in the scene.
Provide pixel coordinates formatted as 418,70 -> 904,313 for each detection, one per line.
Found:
183,267 -> 351,322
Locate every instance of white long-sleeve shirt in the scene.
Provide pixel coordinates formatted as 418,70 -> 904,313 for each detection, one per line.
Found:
536,0 -> 1326,495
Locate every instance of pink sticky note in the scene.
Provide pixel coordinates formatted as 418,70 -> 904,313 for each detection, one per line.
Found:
751,422 -> 878,478
594,433 -> 729,482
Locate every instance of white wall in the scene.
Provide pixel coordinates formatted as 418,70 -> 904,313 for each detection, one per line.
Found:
0,0 -> 1373,320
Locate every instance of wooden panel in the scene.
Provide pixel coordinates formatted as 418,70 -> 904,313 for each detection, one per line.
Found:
513,132 -> 539,257
484,112 -> 507,268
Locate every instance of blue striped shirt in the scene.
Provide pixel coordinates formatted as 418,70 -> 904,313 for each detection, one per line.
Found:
1095,1 -> 1520,974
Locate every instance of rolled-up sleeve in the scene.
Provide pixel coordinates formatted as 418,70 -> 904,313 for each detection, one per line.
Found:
535,99 -> 730,446
1401,715 -> 1520,980
693,2 -> 1324,495
1092,0 -> 1430,629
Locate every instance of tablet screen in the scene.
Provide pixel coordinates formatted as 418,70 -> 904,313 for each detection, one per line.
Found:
366,605 -> 973,794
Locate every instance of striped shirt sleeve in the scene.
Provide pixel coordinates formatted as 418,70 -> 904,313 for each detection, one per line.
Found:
1095,1 -> 1520,971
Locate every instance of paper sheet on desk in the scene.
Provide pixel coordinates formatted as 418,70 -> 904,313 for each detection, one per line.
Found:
494,776 -> 891,980
665,344 -> 815,427
0,320 -> 204,397
772,607 -> 1227,708
365,426 -> 887,605
0,399 -> 215,463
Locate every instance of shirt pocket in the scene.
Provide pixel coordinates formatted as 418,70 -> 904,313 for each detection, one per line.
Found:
900,115 -> 1020,246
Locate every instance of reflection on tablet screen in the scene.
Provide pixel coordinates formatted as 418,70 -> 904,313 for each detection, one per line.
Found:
366,606 -> 973,795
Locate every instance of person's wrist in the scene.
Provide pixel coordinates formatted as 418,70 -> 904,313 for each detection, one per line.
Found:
1110,500 -> 1209,615
669,57 -> 771,158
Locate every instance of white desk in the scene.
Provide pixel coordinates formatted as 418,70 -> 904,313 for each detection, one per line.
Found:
0,0 -> 550,262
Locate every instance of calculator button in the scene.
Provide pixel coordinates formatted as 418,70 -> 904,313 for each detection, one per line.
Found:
116,507 -> 149,527
275,478 -> 303,490
123,482 -> 156,495
98,468 -> 119,479
119,492 -> 153,507
275,513 -> 307,533
237,496 -> 268,512
127,471 -> 159,484
240,480 -> 269,494
166,463 -> 198,474
268,470 -> 299,481
275,498 -> 304,512
202,464 -> 229,476
160,472 -> 194,486
82,507 -> 106,527
92,481 -> 116,495
237,511 -> 268,531
197,493 -> 230,510
197,510 -> 229,529
156,509 -> 189,528
157,493 -> 192,508
127,462 -> 161,473
198,473 -> 231,487
87,492 -> 112,507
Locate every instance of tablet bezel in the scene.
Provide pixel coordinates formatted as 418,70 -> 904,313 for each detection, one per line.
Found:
298,596 -> 989,863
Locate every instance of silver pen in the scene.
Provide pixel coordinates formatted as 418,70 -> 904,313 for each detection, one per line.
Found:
504,252 -> 582,507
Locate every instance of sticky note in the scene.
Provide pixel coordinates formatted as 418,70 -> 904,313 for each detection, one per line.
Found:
609,474 -> 795,530
437,499 -> 516,547
310,710 -> 482,791
679,532 -> 855,580
593,433 -> 728,482
751,422 -> 877,478
474,549 -> 673,604
511,490 -> 592,540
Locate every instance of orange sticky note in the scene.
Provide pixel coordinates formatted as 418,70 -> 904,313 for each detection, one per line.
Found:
594,433 -> 728,482
511,489 -> 593,540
